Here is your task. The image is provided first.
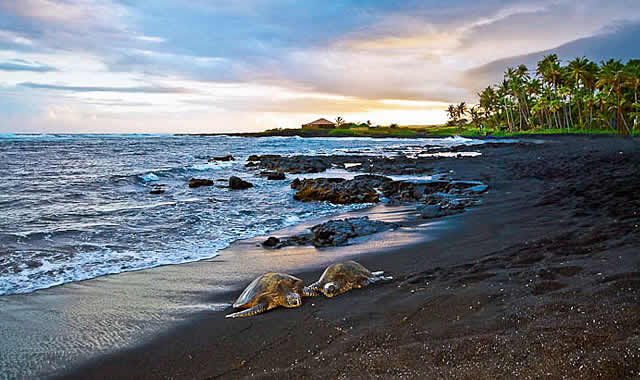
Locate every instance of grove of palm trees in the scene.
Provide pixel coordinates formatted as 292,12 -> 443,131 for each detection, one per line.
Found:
447,54 -> 640,136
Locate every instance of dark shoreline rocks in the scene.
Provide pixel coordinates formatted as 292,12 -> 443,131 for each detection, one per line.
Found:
229,176 -> 253,190
210,155 -> 234,162
247,155 -> 332,174
311,216 -> 398,246
189,178 -> 214,188
291,175 -> 391,204
262,216 -> 397,249
259,171 -> 286,180
289,174 -> 488,206
246,154 -> 439,175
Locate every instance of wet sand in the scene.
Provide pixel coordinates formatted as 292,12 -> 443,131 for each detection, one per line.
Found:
8,135 -> 640,379
0,204 -> 431,379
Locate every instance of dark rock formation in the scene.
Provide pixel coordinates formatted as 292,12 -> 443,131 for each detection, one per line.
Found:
229,176 -> 253,190
310,216 -> 397,247
210,155 -> 234,161
259,171 -> 286,180
291,175 -> 391,204
189,178 -> 214,188
262,236 -> 281,248
246,154 -> 438,175
246,155 -> 332,174
418,198 -> 477,219
262,216 -> 397,249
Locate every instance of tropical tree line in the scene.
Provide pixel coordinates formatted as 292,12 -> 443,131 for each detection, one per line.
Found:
446,55 -> 640,136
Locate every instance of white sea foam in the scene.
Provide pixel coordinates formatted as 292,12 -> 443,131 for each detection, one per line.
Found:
141,173 -> 159,182
189,161 -> 234,171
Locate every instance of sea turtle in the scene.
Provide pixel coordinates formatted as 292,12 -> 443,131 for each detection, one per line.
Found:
304,260 -> 392,298
226,272 -> 315,318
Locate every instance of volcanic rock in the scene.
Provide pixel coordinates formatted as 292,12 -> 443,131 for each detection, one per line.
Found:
189,178 -> 214,188
210,155 -> 234,161
229,176 -> 254,190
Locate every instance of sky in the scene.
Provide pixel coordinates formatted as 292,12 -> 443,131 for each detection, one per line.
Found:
1,0 -> 639,133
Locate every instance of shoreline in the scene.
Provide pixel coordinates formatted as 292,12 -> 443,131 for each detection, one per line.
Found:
176,131 -> 627,139
54,135 -> 640,379
0,203 -> 438,379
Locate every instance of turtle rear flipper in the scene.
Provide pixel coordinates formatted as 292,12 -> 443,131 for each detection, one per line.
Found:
226,302 -> 267,318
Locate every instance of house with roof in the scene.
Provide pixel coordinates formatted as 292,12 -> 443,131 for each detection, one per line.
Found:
301,118 -> 336,129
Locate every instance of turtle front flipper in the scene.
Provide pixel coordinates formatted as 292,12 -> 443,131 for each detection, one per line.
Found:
225,302 -> 267,318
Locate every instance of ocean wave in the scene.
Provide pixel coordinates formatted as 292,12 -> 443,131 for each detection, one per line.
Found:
0,248 -> 222,296
189,161 -> 234,171
141,173 -> 160,182
114,161 -> 233,185
0,133 -> 174,141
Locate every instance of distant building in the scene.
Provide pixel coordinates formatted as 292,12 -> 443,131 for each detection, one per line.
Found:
302,118 -> 336,129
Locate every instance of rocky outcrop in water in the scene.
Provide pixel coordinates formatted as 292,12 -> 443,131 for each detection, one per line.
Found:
246,154 -> 439,175
210,155 -> 234,161
262,216 -> 397,249
247,155 -> 332,174
189,178 -> 214,188
229,176 -> 253,190
259,171 -> 286,180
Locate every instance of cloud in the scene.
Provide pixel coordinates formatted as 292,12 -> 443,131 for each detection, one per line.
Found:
134,35 -> 166,43
460,21 -> 640,94
0,0 -> 128,26
183,95 -> 448,114
19,82 -> 195,94
0,59 -> 57,72
2,0 -> 640,132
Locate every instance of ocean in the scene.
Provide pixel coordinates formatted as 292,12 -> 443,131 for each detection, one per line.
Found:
0,134 -> 490,296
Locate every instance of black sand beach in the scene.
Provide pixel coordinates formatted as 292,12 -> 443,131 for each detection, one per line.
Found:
50,135 -> 640,380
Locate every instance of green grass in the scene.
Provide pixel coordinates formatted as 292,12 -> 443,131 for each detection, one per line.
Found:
328,128 -> 357,136
329,127 -> 417,136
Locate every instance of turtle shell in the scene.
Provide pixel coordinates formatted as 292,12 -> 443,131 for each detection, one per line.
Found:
233,272 -> 304,309
317,261 -> 372,285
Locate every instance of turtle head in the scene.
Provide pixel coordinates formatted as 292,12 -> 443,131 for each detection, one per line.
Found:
283,292 -> 302,308
322,282 -> 339,298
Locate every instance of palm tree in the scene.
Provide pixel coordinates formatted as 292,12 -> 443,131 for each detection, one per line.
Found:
624,60 -> 640,113
469,106 -> 482,131
335,116 -> 345,127
537,54 -> 563,92
446,105 -> 458,126
597,59 -> 629,135
456,102 -> 468,120
455,102 -> 468,132
583,93 -> 596,129
497,80 -> 514,132
567,57 -> 593,128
